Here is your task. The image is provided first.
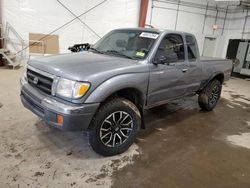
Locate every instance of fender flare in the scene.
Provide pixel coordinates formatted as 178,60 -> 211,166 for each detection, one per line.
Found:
85,73 -> 148,104
198,71 -> 224,93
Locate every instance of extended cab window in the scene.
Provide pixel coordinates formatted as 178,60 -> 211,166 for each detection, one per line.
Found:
186,35 -> 198,61
156,34 -> 185,63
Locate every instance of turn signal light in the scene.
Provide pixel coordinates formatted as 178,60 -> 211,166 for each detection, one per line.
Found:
79,84 -> 89,96
57,114 -> 64,125
73,82 -> 90,98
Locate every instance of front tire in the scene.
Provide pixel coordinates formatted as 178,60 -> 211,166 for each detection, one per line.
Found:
198,79 -> 222,111
89,98 -> 141,156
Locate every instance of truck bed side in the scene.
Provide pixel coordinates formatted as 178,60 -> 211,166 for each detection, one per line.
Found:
200,57 -> 232,84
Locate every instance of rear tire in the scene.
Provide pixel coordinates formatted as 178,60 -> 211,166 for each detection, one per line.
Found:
89,98 -> 141,156
198,79 -> 222,111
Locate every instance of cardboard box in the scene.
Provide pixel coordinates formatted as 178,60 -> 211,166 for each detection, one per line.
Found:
29,33 -> 59,54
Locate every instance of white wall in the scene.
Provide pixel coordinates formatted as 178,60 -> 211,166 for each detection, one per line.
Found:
1,0 -> 140,53
1,0 -> 250,58
146,0 -> 248,58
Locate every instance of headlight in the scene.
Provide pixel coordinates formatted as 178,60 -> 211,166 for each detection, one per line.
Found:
56,78 -> 90,99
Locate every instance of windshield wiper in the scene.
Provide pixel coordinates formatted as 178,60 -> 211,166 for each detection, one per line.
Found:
105,50 -> 134,60
89,47 -> 103,54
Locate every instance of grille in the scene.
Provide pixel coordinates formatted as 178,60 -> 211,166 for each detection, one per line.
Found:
27,69 -> 53,95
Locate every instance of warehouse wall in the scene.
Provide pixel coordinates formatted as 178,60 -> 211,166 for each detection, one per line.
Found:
212,9 -> 250,59
2,0 -> 250,58
227,9 -> 250,40
1,0 -> 140,53
145,0 -> 250,59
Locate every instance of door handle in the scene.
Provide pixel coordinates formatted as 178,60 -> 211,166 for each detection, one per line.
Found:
182,68 -> 188,73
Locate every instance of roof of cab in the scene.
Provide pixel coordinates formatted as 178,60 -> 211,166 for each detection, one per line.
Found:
113,27 -> 194,36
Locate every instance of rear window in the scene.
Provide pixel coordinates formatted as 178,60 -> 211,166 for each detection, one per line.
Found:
186,35 -> 198,61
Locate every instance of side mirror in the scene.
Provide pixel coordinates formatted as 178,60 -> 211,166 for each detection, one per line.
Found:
154,55 -> 168,64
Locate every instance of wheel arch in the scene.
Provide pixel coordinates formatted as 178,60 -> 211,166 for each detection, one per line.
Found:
85,74 -> 148,129
198,72 -> 224,93
213,73 -> 224,84
93,87 -> 146,129
104,87 -> 144,105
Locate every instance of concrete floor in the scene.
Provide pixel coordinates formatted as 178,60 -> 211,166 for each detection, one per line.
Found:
0,67 -> 250,188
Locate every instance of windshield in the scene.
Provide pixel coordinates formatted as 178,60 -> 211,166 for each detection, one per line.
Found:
92,30 -> 159,60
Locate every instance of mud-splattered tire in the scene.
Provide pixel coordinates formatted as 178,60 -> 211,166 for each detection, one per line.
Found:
198,79 -> 222,111
89,98 -> 141,156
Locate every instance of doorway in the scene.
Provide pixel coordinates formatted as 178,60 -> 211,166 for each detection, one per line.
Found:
202,37 -> 216,57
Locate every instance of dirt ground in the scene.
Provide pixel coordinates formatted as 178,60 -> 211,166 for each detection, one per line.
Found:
0,67 -> 250,188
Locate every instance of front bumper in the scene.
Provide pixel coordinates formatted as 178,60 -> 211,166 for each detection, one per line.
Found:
20,78 -> 100,131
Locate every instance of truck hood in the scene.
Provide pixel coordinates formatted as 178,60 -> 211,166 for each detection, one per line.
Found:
28,52 -> 147,82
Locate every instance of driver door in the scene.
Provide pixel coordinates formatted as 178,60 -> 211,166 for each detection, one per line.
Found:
147,33 -> 189,107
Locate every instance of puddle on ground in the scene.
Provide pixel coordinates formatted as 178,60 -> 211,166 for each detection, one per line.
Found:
111,94 -> 250,188
83,144 -> 140,187
227,132 -> 250,149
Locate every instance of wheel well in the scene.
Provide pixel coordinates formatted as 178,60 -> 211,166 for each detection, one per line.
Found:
105,88 -> 144,110
197,73 -> 224,94
103,88 -> 145,129
214,73 -> 224,84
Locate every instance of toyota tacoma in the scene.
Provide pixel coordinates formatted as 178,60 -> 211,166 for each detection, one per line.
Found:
20,28 -> 232,156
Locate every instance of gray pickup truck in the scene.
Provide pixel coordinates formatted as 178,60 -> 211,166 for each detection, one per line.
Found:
20,28 -> 232,156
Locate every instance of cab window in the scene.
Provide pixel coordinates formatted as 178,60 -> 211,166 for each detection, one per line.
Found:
155,34 -> 185,63
186,35 -> 198,61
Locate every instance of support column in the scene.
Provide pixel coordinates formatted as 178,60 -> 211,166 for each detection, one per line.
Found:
221,4 -> 229,36
213,5 -> 218,35
174,0 -> 180,30
202,2 -> 208,34
139,0 -> 149,27
242,9 -> 249,39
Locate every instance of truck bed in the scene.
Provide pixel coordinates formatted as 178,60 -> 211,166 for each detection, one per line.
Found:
200,56 -> 232,82
200,56 -> 230,62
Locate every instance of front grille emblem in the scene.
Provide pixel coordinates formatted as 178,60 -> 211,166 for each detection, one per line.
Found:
33,77 -> 39,85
